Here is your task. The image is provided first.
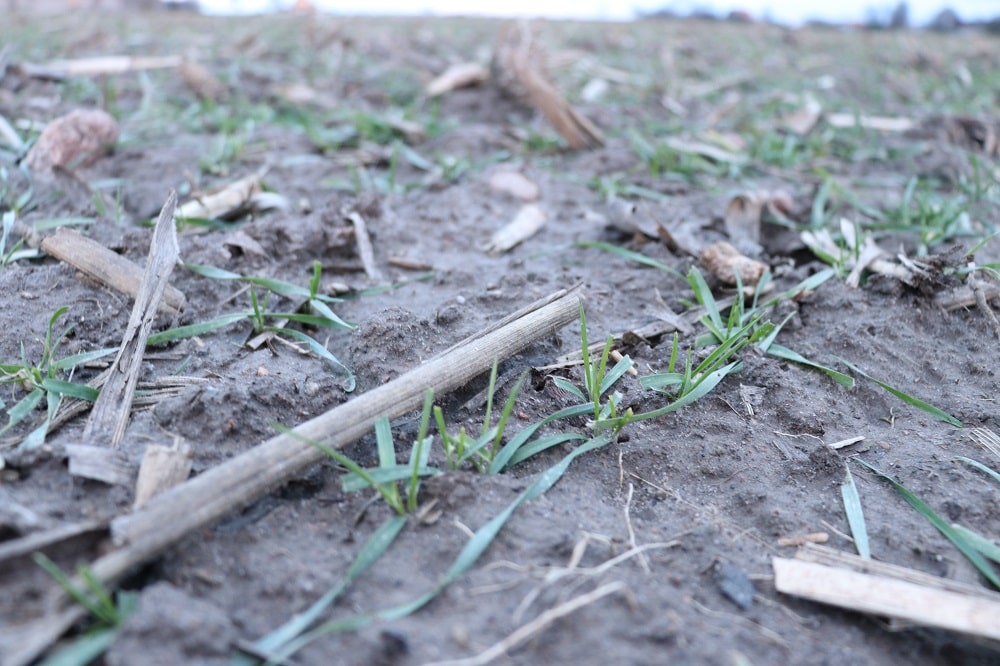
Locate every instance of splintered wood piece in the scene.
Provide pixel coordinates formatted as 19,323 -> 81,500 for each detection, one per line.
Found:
346,209 -> 383,282
133,443 -> 192,508
488,169 -> 541,201
773,555 -> 1000,641
492,21 -> 604,150
40,228 -> 186,316
485,204 -> 547,254
176,172 -> 263,220
18,55 -> 183,79
82,192 -> 180,449
66,444 -> 133,485
426,62 -> 490,97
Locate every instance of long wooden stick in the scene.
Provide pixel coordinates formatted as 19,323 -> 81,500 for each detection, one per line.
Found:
1,288 -> 581,666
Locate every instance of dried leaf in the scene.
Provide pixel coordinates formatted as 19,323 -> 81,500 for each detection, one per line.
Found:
24,109 -> 119,174
179,60 -> 226,101
699,240 -> 768,286
492,21 -> 603,150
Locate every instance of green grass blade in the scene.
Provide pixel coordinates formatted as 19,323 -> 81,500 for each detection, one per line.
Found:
147,313 -> 249,345
254,515 -> 407,655
551,376 -> 586,402
505,433 -> 588,468
599,356 -> 633,397
0,387 -> 44,435
481,359 -> 499,438
841,466 -> 871,559
954,456 -> 1000,485
407,389 -> 435,511
270,328 -> 355,392
39,627 -> 117,666
489,402 -> 595,473
768,344 -> 854,388
574,241 -> 685,280
951,524 -> 1000,565
492,372 -> 527,453
688,267 -> 724,335
307,299 -> 354,329
374,417 -> 395,468
51,347 -> 118,372
841,359 -> 961,427
37,378 -> 99,401
275,423 -> 403,514
857,460 -> 1000,590
633,361 -> 742,422
32,554 -> 114,624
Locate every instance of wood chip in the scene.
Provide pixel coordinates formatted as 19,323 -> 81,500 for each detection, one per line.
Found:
488,170 -> 541,201
776,532 -> 829,547
485,203 -> 547,254
133,443 -> 193,508
40,228 -> 187,316
177,172 -> 262,220
66,444 -> 133,485
82,192 -> 180,449
426,62 -> 490,97
827,436 -> 865,450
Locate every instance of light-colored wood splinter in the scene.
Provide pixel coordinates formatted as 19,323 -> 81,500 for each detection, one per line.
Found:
0,287 -> 582,666
346,209 -> 384,282
774,545 -> 1000,642
82,192 -> 180,449
40,228 -> 186,316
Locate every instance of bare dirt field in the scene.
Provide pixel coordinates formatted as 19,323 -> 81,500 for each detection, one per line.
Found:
1,11 -> 1000,666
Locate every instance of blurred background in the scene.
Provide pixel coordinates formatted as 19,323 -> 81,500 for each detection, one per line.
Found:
2,0 -> 998,30
188,0 -> 999,27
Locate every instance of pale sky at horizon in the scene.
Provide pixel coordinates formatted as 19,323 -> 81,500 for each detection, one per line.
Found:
195,0 -> 1000,25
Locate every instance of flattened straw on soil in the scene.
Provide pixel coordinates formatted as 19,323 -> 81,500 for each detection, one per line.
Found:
40,228 -> 187,316
0,288 -> 581,666
82,192 -> 180,448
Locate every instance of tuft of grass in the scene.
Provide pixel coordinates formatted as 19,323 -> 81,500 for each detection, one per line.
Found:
0,307 -> 115,450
